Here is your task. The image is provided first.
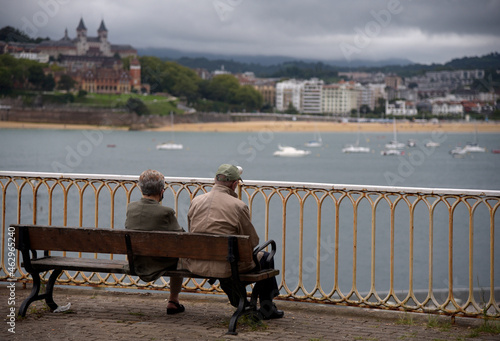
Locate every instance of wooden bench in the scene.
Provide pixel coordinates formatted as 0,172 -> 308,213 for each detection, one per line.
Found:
13,224 -> 279,335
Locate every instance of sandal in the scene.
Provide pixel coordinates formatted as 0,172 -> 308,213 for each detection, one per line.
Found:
167,301 -> 185,315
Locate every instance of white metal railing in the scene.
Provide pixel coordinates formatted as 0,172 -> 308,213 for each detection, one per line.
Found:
1,171 -> 498,317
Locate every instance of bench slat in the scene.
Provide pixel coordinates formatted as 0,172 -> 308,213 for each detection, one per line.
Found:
30,257 -> 129,273
28,257 -> 279,282
239,269 -> 280,282
15,225 -> 254,262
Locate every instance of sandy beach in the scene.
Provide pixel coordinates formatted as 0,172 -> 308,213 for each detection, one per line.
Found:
1,120 -> 500,133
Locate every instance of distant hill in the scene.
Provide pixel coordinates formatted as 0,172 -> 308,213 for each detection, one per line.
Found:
137,48 -> 500,82
0,26 -> 49,43
445,52 -> 500,70
137,47 -> 413,68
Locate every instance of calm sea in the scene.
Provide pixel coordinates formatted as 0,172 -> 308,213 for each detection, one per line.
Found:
1,128 -> 499,189
1,127 -> 500,296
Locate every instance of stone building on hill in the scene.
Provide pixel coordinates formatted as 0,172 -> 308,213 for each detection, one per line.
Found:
3,18 -> 142,94
37,18 -> 137,59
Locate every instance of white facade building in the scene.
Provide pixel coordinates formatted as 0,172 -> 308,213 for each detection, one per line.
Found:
302,78 -> 324,114
385,100 -> 418,116
358,83 -> 386,111
431,101 -> 464,116
276,79 -> 304,112
322,81 -> 360,115
11,52 -> 49,63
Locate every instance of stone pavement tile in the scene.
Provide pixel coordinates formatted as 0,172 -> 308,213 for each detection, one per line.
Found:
1,284 -> 499,340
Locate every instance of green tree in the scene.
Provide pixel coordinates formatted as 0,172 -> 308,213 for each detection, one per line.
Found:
57,74 -> 76,91
42,73 -> 55,91
373,97 -> 386,116
139,56 -> 167,93
77,89 -> 88,98
161,62 -> 200,103
205,74 -> 239,103
359,104 -> 371,116
233,85 -> 263,111
0,68 -> 13,94
285,102 -> 298,115
28,64 -> 46,89
126,97 -> 149,116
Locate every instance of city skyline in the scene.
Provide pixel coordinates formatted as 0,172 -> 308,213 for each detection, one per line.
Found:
1,0 -> 499,65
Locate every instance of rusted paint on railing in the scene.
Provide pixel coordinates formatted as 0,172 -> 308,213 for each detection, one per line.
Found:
0,171 -> 499,318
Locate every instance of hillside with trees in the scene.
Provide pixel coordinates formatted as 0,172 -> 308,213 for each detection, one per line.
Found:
139,56 -> 263,112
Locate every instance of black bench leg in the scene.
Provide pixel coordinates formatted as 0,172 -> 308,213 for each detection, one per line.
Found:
18,270 -> 61,317
18,272 -> 42,317
227,284 -> 259,335
227,293 -> 247,335
44,269 -> 62,311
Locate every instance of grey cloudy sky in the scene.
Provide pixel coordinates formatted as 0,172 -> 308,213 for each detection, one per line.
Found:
1,0 -> 499,64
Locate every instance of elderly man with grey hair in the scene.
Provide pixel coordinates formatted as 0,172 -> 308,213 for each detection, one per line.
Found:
125,169 -> 185,315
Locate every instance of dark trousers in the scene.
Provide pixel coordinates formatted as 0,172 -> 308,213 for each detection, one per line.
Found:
220,251 -> 279,310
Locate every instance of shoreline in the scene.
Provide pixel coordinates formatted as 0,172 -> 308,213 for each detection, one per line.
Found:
1,120 -> 500,133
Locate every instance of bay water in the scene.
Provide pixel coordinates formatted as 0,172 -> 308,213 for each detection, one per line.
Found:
1,127 -> 499,300
2,128 -> 499,189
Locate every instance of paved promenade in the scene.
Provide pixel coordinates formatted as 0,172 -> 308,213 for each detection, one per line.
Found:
1,284 -> 498,340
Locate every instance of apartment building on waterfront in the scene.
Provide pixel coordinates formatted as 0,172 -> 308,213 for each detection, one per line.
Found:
302,79 -> 324,114
321,81 -> 360,115
276,78 -> 387,115
276,79 -> 304,112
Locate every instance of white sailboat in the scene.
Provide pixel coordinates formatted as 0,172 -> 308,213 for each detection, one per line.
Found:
305,125 -> 322,147
343,144 -> 370,153
273,145 -> 311,157
450,146 -> 467,157
385,118 -> 405,149
462,121 -> 486,152
407,139 -> 417,147
342,114 -> 370,153
156,112 -> 183,150
305,134 -> 322,147
425,141 -> 440,148
449,121 -> 485,154
381,149 -> 405,156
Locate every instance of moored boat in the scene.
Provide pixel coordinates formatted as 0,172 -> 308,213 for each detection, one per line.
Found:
342,145 -> 370,153
381,149 -> 404,156
273,145 -> 311,157
425,141 -> 440,148
156,142 -> 183,150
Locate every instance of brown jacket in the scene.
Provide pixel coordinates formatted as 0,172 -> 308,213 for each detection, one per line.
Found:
184,184 -> 259,278
125,197 -> 184,282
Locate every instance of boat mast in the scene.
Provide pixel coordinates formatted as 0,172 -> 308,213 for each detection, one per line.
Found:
393,117 -> 397,142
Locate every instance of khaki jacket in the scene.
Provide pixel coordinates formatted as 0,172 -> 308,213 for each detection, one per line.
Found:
184,184 -> 259,278
125,197 -> 184,282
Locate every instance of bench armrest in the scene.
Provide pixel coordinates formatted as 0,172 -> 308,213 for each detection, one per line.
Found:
253,239 -> 276,264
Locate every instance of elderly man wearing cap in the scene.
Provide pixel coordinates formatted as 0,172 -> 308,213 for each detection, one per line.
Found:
185,164 -> 283,320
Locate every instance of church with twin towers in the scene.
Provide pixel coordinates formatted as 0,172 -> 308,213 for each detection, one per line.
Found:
38,18 -> 137,59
